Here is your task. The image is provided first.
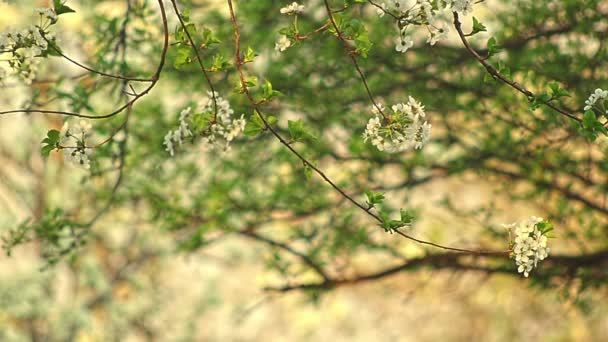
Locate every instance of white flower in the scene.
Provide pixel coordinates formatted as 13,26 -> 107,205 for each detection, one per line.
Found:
163,132 -> 175,156
420,1 -> 436,23
427,25 -> 448,46
505,216 -> 551,277
395,36 -> 413,53
275,35 -> 291,52
583,88 -> 608,112
60,121 -> 93,169
164,93 -> 246,155
35,7 -> 58,23
280,2 -> 304,15
413,121 -> 431,149
445,0 -> 474,15
363,97 -> 432,153
0,7 -> 57,85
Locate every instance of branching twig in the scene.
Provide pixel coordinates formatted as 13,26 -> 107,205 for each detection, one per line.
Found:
452,12 -> 581,123
226,0 -> 504,256
0,0 -> 169,120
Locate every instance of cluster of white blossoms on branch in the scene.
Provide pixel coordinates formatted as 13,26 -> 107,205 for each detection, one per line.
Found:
374,1 -> 473,54
504,216 -> 551,277
363,96 -> 431,152
164,92 -> 246,156
584,88 -> 608,114
60,121 -> 93,170
280,2 -> 305,15
444,0 -> 474,16
275,2 -> 305,52
0,7 -> 58,85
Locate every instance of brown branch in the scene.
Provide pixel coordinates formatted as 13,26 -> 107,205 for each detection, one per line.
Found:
323,0 -> 387,119
170,0 -> 218,116
240,231 -> 331,282
452,12 -> 581,123
226,0 -> 504,256
44,35 -> 153,83
0,0 -> 169,120
265,249 -> 608,292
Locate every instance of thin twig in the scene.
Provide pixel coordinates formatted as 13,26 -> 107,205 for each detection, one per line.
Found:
226,0 -> 503,255
0,0 -> 169,120
452,12 -> 581,123
170,0 -> 218,117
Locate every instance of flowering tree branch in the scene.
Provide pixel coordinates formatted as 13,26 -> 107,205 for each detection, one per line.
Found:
0,0 -> 169,120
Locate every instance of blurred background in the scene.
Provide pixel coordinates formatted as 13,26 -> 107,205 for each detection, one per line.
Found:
1,0 -> 607,341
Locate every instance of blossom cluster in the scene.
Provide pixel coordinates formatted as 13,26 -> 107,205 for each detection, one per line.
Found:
374,1 -> 473,54
60,121 -> 93,170
164,92 -> 246,156
444,0 -> 474,16
280,2 -> 304,15
275,2 -> 305,52
584,88 -> 607,114
0,7 -> 58,85
363,96 -> 431,152
504,216 -> 551,277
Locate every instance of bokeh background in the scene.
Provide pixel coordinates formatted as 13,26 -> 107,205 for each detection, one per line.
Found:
1,0 -> 608,341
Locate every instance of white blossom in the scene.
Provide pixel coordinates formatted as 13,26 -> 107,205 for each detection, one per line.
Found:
395,35 -> 414,53
427,25 -> 448,46
35,7 -> 58,23
60,121 -> 93,169
504,216 -> 551,277
445,0 -> 474,16
0,7 -> 58,84
275,35 -> 291,52
280,2 -> 304,15
583,88 -> 608,113
164,92 -> 246,155
363,96 -> 431,153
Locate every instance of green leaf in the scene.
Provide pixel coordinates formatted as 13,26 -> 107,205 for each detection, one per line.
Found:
471,17 -> 487,35
288,120 -> 317,142
548,82 -> 570,99
497,61 -> 511,80
209,54 -> 231,71
41,129 -> 60,157
400,209 -> 415,225
244,46 -> 256,63
580,110 -> 607,141
244,113 -> 276,137
201,27 -> 221,47
261,80 -> 283,100
181,8 -> 191,22
244,76 -> 258,88
175,23 -> 197,44
244,119 -> 264,136
486,37 -> 501,58
267,115 -> 278,125
173,45 -> 192,69
364,190 -> 385,207
53,0 -> 76,15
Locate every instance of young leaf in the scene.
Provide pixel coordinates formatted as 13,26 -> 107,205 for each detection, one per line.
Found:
288,120 -> 317,142
471,17 -> 487,35
53,0 -> 76,15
